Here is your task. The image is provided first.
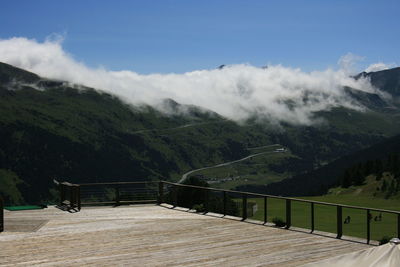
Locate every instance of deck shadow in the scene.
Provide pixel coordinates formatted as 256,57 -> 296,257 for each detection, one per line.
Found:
4,219 -> 49,232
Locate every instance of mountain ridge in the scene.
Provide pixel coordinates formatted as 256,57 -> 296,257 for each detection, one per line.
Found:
2,62 -> 400,204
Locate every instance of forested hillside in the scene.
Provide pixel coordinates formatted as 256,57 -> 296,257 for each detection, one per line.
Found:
2,62 -> 400,204
0,63 -> 273,204
249,132 -> 400,197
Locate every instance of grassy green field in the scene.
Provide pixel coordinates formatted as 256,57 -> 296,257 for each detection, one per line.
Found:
239,195 -> 400,242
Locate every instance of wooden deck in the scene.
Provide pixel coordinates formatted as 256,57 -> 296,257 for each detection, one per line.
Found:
0,204 -> 371,266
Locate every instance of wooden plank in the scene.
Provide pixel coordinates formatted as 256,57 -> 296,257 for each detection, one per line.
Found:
0,205 -> 371,267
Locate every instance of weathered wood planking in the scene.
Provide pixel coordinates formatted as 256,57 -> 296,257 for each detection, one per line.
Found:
0,205 -> 371,266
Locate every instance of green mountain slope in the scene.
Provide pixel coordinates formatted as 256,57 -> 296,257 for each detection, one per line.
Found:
259,132 -> 400,197
0,62 -> 273,204
2,62 -> 400,204
357,67 -> 400,97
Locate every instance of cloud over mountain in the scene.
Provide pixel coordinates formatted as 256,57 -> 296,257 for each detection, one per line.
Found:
365,62 -> 397,73
0,37 -> 385,125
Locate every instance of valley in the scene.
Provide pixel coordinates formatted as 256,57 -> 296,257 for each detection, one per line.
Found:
1,62 -> 400,207
180,144 -> 293,188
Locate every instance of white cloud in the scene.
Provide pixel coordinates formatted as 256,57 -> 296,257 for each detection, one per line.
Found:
365,62 -> 397,73
0,37 -> 382,125
338,53 -> 365,74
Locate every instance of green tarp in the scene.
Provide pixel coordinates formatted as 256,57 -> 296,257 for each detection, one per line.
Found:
4,205 -> 45,211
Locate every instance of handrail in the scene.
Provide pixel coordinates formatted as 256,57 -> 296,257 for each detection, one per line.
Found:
79,181 -> 158,186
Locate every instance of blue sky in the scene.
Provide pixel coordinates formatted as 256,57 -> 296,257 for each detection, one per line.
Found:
1,0 -> 399,73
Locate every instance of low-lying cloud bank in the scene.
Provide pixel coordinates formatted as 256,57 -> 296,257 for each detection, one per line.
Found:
0,37 -> 391,125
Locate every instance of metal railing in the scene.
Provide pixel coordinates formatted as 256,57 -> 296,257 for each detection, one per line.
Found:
160,181 -> 400,244
79,181 -> 159,206
55,179 -> 400,244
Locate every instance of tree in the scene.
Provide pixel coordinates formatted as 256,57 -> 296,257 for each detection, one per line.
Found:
341,170 -> 351,188
381,179 -> 387,192
375,160 -> 383,180
363,160 -> 373,176
353,169 -> 365,186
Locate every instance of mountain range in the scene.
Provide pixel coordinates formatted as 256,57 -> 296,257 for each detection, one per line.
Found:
1,62 -> 400,204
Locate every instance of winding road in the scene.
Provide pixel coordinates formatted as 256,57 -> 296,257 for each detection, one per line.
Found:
246,144 -> 280,150
130,120 -> 229,135
178,144 -> 284,184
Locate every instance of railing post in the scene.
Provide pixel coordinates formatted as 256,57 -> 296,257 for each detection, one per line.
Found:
367,209 -> 371,244
204,189 -> 209,214
242,194 -> 248,221
71,184 -> 76,208
398,214 -> 400,239
0,197 -> 3,232
173,185 -> 178,207
72,184 -> 76,209
115,186 -> 120,206
336,206 -> 343,239
77,185 -> 81,211
311,202 -> 315,233
158,181 -> 164,205
60,183 -> 65,205
286,199 -> 291,229
264,196 -> 267,224
69,185 -> 74,207
223,191 -> 227,216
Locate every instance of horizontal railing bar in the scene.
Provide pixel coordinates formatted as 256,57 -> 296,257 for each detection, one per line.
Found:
81,199 -> 157,205
119,200 -> 157,203
80,188 -> 156,190
162,181 -> 400,215
79,181 -> 158,186
81,201 -> 117,205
